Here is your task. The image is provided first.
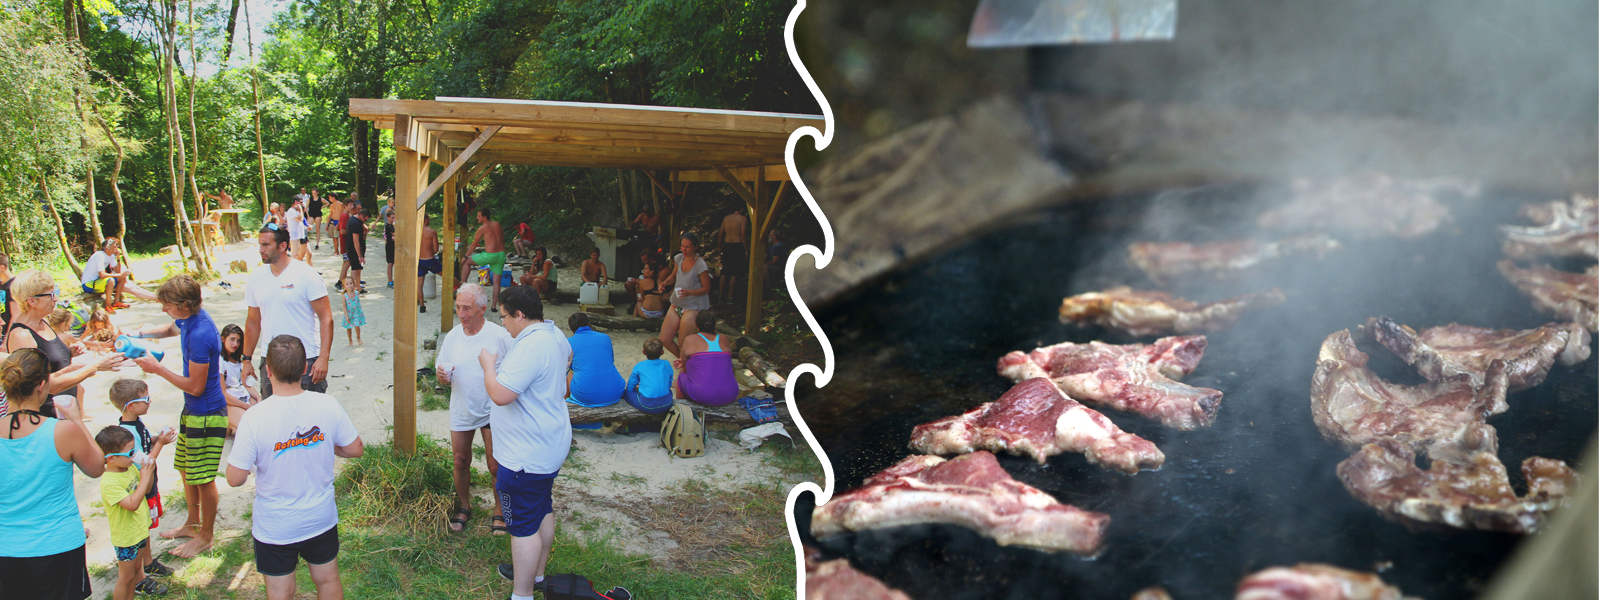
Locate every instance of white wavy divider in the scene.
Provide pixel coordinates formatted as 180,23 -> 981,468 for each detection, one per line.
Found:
779,0 -> 838,597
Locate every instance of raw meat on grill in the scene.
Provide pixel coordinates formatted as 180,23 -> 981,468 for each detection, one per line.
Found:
1235,563 -> 1414,600
1498,259 -> 1599,332
804,546 -> 913,600
1256,173 -> 1475,239
1364,317 -> 1591,393
1130,587 -> 1174,600
1128,233 -> 1341,284
999,335 -> 1221,430
1336,440 -> 1579,534
909,378 -> 1165,473
810,452 -> 1109,555
1502,194 -> 1598,260
1310,329 -> 1508,461
1058,286 -> 1286,337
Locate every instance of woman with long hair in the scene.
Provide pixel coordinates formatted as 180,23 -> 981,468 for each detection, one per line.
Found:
0,348 -> 105,600
660,233 -> 713,358
4,270 -> 123,403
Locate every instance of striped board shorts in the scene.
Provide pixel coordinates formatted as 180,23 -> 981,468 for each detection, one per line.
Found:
175,408 -> 229,486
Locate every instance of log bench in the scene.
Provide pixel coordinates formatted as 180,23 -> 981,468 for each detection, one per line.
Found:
567,397 -> 791,427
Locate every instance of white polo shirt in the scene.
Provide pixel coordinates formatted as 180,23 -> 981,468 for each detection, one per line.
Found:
491,320 -> 572,474
245,260 -> 328,359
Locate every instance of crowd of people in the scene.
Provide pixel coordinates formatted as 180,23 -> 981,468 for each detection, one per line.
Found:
0,192 -> 790,600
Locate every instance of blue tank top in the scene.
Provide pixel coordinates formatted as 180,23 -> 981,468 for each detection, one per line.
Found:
0,417 -> 86,557
697,332 -> 724,353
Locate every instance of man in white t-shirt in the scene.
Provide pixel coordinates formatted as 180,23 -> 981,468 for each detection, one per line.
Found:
243,225 -> 335,396
227,334 -> 362,600
435,283 -> 512,533
479,285 -> 572,598
80,237 -> 156,309
285,201 -> 312,267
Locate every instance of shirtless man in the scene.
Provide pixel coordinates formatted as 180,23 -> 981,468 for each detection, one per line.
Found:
325,193 -> 344,255
459,207 -> 507,310
417,213 -> 443,312
580,247 -> 608,285
519,246 -> 556,300
717,205 -> 749,304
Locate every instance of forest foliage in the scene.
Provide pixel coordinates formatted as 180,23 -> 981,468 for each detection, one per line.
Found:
0,0 -> 820,268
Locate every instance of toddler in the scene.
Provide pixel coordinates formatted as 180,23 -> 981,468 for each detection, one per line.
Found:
97,425 -> 174,598
624,337 -> 675,414
342,273 -> 365,345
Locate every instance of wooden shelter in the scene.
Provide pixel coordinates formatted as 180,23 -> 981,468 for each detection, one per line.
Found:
348,97 -> 823,454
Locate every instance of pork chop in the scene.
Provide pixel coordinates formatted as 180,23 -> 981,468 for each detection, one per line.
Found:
1502,194 -> 1598,261
1337,440 -> 1579,534
999,336 -> 1221,430
1365,317 -> 1591,392
1498,259 -> 1599,332
810,452 -> 1109,555
1128,233 -> 1340,284
1059,286 -> 1286,337
1256,172 -> 1474,239
1235,563 -> 1415,600
909,377 -> 1165,473
804,546 -> 914,600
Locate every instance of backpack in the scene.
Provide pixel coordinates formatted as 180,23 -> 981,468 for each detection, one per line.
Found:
659,403 -> 705,458
541,574 -> 633,600
738,396 -> 780,425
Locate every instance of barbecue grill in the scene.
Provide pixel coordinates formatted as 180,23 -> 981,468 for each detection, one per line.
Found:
792,1 -> 1597,597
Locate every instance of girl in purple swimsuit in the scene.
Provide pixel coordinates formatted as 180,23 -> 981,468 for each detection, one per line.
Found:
673,309 -> 739,406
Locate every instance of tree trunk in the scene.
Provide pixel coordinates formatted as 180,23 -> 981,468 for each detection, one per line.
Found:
245,0 -> 270,215
616,169 -> 629,222
90,105 -> 127,239
85,167 -> 102,244
183,0 -> 213,272
221,0 -> 241,64
40,176 -> 82,277
161,0 -> 202,271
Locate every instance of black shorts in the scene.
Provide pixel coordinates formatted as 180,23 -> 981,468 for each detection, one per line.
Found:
0,544 -> 93,600
385,240 -> 395,264
346,250 -> 364,270
260,356 -> 328,396
722,243 -> 747,275
254,525 -> 339,577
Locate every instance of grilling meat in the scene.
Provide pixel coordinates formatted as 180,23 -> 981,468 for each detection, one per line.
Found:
1256,173 -> 1474,239
1365,317 -> 1591,392
1131,587 -> 1174,600
1310,329 -> 1508,460
909,377 -> 1166,473
810,452 -> 1109,555
1498,259 -> 1599,332
1502,194 -> 1598,261
1058,286 -> 1286,337
999,336 -> 1221,430
1337,440 -> 1579,534
1235,564 -> 1414,600
804,546 -> 914,600
1128,233 -> 1341,284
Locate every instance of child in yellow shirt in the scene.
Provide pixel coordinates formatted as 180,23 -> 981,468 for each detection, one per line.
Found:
97,425 -> 173,598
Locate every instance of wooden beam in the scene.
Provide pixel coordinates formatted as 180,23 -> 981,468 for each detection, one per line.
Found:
417,125 -> 501,211
643,170 -> 675,198
714,165 -> 758,206
350,97 -> 824,136
393,114 -> 419,152
743,168 -> 768,336
758,180 -> 789,240
441,174 -> 458,335
463,160 -> 496,188
674,164 -> 790,182
393,147 -> 423,456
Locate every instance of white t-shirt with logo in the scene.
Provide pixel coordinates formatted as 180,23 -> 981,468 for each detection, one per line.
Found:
81,251 -> 114,285
227,390 -> 358,545
437,321 -> 512,431
286,207 -> 305,240
245,260 -> 329,359
492,321 -> 572,474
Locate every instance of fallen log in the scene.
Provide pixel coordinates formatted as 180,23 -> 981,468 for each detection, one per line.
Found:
738,347 -> 786,388
586,314 -> 662,331
567,398 -> 790,427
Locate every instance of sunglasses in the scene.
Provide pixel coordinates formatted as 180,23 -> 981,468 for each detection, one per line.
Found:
125,397 -> 150,405
32,289 -> 59,299
104,449 -> 135,459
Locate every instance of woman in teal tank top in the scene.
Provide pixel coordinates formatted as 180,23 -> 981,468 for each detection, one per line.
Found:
0,349 -> 104,600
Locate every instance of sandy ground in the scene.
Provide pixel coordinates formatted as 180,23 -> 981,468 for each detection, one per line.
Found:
72,236 -> 790,594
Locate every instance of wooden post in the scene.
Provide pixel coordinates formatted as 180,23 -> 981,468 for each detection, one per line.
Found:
441,174 -> 458,334
743,169 -> 769,335
393,126 -> 423,456
670,173 -> 687,249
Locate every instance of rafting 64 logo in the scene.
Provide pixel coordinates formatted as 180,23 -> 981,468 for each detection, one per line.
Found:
274,426 -> 325,456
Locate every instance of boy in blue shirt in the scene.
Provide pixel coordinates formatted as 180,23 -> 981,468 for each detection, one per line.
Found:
624,338 -> 674,415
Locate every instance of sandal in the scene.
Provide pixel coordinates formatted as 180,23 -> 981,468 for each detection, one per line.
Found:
448,506 -> 471,532
490,515 -> 508,535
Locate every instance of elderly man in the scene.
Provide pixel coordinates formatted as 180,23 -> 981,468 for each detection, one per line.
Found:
434,284 -> 511,534
480,285 -> 571,597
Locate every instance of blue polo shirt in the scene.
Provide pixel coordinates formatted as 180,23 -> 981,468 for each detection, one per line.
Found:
568,327 -> 624,407
176,309 -> 228,415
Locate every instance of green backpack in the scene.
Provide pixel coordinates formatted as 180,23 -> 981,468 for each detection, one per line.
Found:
660,404 -> 705,458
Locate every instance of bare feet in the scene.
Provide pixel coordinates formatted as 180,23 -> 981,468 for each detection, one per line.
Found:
159,524 -> 198,540
169,534 -> 213,558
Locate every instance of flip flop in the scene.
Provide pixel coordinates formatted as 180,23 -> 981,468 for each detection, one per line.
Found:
490,515 -> 508,535
449,506 -> 471,532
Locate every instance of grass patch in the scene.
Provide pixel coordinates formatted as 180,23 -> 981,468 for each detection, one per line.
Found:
418,377 -> 449,412
132,435 -> 800,599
